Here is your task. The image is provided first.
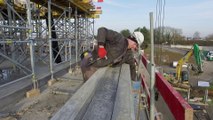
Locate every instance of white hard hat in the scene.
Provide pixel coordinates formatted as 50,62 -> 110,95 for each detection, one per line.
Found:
132,32 -> 144,46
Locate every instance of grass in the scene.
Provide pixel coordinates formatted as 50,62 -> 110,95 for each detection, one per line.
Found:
144,46 -> 195,66
209,84 -> 213,90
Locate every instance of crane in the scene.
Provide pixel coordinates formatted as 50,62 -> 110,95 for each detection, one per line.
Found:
176,44 -> 203,83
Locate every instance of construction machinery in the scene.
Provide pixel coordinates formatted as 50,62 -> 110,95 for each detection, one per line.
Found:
206,51 -> 213,61
176,44 -> 203,83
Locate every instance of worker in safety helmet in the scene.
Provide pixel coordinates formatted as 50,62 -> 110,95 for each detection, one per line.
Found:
81,27 -> 144,83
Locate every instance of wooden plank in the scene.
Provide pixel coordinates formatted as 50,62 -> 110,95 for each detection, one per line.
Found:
81,66 -> 120,120
185,109 -> 193,120
26,89 -> 40,98
51,67 -> 108,120
112,64 -> 135,120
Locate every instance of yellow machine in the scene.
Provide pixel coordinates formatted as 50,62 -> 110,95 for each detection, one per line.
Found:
176,44 -> 203,82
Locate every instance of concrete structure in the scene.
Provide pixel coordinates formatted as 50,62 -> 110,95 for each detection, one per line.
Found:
51,64 -> 138,120
0,1 -> 200,120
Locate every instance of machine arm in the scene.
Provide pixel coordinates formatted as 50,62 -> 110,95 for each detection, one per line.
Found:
176,44 -> 203,82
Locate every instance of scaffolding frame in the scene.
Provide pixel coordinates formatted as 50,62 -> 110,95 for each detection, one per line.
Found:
0,0 -> 100,87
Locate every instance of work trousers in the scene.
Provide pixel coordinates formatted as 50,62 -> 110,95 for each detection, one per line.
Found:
80,56 -> 98,82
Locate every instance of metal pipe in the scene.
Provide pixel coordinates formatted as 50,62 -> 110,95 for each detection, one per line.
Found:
4,0 -> 26,23
92,18 -> 95,50
150,12 -> 155,120
0,52 -> 31,73
64,10 -> 68,61
26,0 -> 37,89
86,17 -> 89,50
53,42 -> 66,62
0,40 -> 29,44
6,0 -> 15,70
0,74 -> 32,88
75,7 -> 78,63
204,89 -> 208,104
51,39 -> 71,42
68,4 -> 72,69
48,0 -> 54,80
0,25 -> 30,29
93,19 -> 95,32
50,10 -> 66,28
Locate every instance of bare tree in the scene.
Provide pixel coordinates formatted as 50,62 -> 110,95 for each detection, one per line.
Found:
193,31 -> 201,40
155,26 -> 183,44
205,34 -> 213,41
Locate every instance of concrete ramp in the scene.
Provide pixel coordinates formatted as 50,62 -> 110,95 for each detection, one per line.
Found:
51,64 -> 135,120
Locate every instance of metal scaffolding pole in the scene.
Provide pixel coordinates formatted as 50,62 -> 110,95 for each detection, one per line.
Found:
6,0 -> 15,70
26,0 -> 38,89
48,0 -> 54,80
5,0 -> 25,22
150,12 -> 155,120
92,20 -> 95,37
37,8 -> 42,39
0,52 -> 31,74
64,10 -> 68,61
0,25 -> 30,29
0,0 -> 98,86
86,17 -> 89,50
74,7 -> 78,63
68,5 -> 72,72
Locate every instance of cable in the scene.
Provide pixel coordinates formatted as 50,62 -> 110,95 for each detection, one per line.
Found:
155,0 -> 166,65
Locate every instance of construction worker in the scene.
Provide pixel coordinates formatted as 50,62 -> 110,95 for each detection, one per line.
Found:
81,27 -> 144,86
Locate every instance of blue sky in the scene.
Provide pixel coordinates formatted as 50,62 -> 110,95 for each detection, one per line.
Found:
94,0 -> 213,38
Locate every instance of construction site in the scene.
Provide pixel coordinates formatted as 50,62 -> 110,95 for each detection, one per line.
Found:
0,0 -> 213,120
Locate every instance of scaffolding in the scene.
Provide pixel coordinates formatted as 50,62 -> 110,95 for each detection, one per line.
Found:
0,0 -> 102,88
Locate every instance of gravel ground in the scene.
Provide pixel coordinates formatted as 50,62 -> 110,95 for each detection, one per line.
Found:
161,46 -> 213,120
0,72 -> 84,120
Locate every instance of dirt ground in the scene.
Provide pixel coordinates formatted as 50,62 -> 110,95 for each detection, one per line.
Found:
0,72 -> 84,120
157,47 -> 213,119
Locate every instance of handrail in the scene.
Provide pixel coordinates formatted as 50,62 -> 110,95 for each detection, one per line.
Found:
141,54 -> 193,120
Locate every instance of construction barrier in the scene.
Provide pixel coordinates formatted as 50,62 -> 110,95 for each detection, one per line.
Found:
141,55 -> 193,120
